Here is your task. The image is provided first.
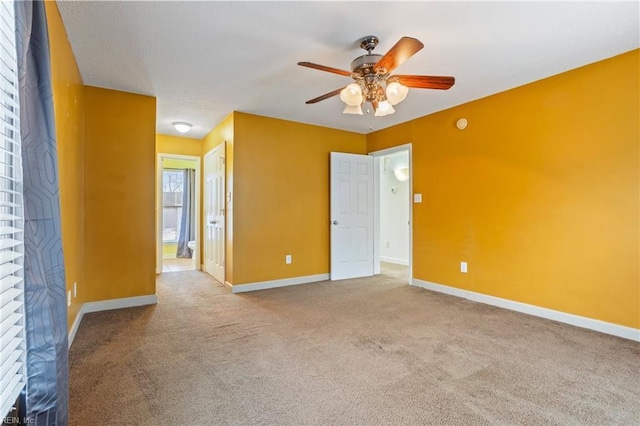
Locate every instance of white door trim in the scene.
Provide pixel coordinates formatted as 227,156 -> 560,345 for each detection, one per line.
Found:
156,153 -> 202,274
368,143 -> 413,284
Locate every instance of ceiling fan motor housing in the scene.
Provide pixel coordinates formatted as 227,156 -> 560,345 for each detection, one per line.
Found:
350,54 -> 384,75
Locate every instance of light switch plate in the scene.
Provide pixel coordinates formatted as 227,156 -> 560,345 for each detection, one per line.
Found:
414,193 -> 423,203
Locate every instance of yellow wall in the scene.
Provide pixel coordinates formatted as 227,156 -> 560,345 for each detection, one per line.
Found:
232,113 -> 367,285
162,158 -> 196,169
156,134 -> 201,157
201,113 -> 234,282
367,50 -> 640,328
45,1 -> 85,328
84,87 -> 157,301
163,242 -> 178,257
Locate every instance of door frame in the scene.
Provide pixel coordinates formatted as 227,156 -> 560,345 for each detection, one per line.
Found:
368,143 -> 413,284
156,153 -> 202,274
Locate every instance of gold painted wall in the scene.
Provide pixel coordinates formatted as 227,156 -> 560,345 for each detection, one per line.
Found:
367,50 -> 640,328
156,134 -> 201,157
84,87 -> 157,301
45,1 -> 85,328
201,113 -> 234,282
232,113 -> 367,285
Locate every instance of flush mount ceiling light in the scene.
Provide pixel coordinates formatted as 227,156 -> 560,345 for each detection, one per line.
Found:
172,122 -> 192,133
298,36 -> 455,117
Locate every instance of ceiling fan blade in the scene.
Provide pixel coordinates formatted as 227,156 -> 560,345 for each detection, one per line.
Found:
305,88 -> 344,104
298,62 -> 351,77
374,37 -> 424,74
394,75 -> 455,90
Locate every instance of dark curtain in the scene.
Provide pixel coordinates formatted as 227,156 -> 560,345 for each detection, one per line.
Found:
15,1 -> 69,424
176,169 -> 195,258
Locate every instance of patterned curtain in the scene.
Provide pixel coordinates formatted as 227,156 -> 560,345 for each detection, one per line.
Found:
15,1 -> 69,424
176,169 -> 195,258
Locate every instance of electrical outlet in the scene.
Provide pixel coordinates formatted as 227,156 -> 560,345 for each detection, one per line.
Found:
461,262 -> 468,273
285,255 -> 292,264
73,282 -> 77,298
67,291 -> 71,307
385,242 -> 390,248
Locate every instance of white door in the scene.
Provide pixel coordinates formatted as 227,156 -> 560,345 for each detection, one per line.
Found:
330,152 -> 374,280
204,144 -> 225,283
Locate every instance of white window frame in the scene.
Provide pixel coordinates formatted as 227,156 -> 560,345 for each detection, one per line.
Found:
0,0 -> 27,418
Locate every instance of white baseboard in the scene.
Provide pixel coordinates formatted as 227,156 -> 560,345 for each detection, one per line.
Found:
163,254 -> 176,259
68,304 -> 86,349
412,279 -> 639,342
68,294 -> 158,348
231,273 -> 329,294
380,256 -> 409,266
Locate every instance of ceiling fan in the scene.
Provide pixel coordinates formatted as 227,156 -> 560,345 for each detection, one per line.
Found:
298,36 -> 455,116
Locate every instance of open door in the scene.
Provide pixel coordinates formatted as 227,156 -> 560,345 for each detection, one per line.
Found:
330,152 -> 374,280
204,144 -> 225,283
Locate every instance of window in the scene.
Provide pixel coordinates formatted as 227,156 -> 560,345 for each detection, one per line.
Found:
162,170 -> 183,242
0,0 -> 27,418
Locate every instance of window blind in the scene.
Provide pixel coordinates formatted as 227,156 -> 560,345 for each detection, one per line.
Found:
0,0 -> 26,419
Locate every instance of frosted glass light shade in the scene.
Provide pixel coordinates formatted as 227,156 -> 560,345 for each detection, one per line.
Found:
340,83 -> 363,106
343,104 -> 363,115
374,101 -> 395,117
386,81 -> 409,105
393,167 -> 409,182
173,122 -> 192,133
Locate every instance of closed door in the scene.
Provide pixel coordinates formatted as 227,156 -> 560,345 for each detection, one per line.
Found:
330,152 -> 374,280
204,144 -> 225,283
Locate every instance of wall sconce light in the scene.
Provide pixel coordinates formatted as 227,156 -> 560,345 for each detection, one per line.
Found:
456,118 -> 468,130
393,167 -> 409,182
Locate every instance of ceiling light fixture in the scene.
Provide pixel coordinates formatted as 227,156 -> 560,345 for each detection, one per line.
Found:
172,122 -> 192,133
338,72 -> 406,117
299,36 -> 455,118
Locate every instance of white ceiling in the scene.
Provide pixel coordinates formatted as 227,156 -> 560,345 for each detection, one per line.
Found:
57,1 -> 639,139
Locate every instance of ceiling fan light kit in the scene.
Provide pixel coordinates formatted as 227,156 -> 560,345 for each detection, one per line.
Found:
298,35 -> 455,118
343,104 -> 363,115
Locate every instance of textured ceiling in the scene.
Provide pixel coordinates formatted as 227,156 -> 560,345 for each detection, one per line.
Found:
57,1 -> 639,139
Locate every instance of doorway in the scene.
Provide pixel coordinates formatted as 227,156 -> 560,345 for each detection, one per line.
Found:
371,144 -> 412,283
328,145 -> 412,283
156,154 -> 201,273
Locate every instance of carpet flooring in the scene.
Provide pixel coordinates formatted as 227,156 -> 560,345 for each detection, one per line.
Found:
69,268 -> 640,425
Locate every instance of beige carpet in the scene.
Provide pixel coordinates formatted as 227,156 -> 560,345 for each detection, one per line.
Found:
69,269 -> 640,425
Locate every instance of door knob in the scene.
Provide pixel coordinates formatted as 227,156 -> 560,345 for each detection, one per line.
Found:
332,220 -> 339,225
